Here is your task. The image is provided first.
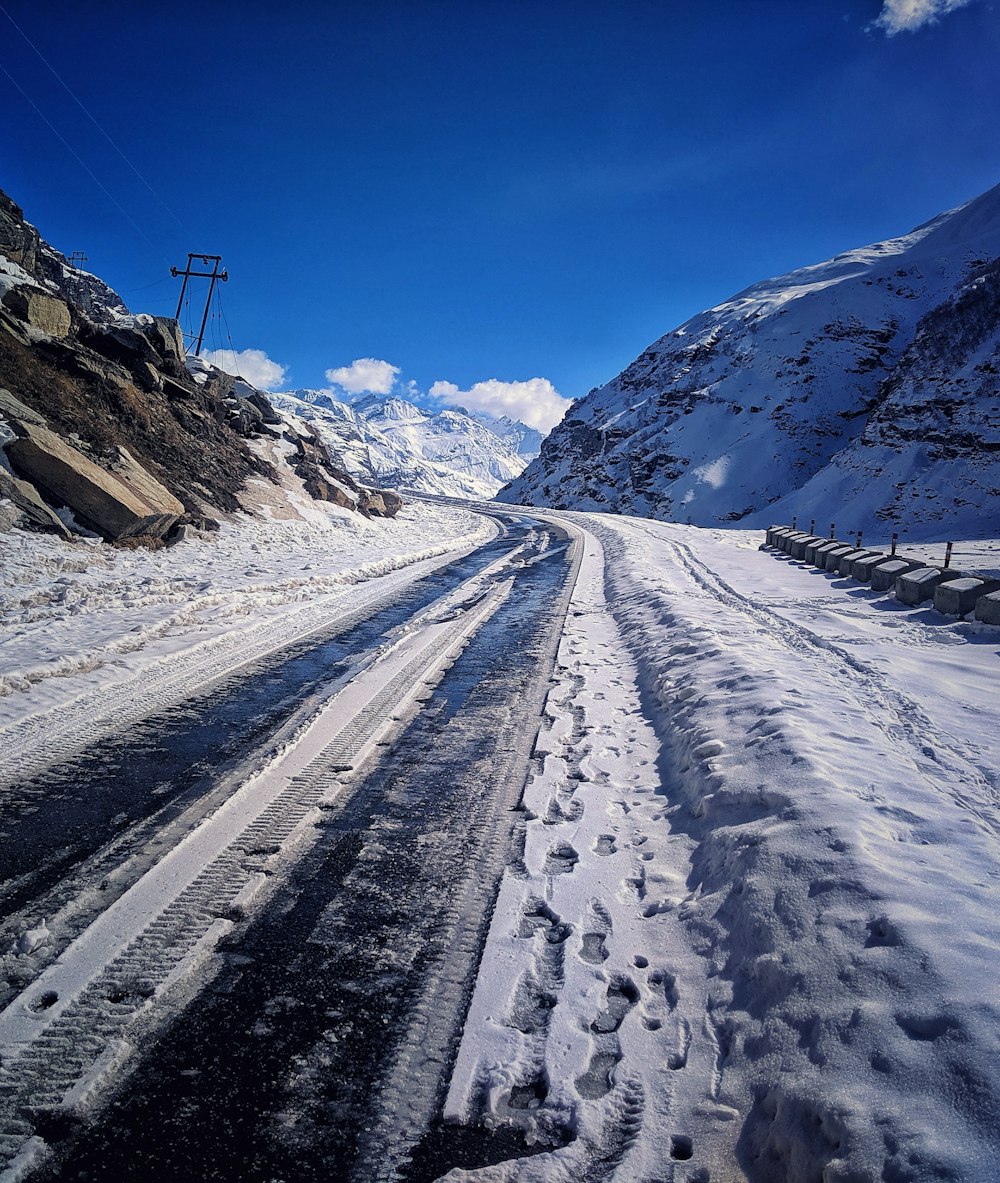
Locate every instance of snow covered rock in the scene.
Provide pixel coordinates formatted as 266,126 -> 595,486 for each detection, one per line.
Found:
9,918 -> 49,956
501,181 -> 1000,538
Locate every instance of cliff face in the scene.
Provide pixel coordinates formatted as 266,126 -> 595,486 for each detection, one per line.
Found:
500,183 -> 1000,538
0,188 -> 397,543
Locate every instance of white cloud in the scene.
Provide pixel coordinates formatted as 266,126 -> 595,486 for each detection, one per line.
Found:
200,347 -> 287,391
325,357 -> 400,395
871,0 -> 973,34
429,377 -> 572,434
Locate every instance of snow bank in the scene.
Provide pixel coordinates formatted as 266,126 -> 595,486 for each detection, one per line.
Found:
0,500 -> 494,750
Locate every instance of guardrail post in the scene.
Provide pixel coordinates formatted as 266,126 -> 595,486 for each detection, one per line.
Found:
944,541 -> 953,569
829,522 -> 836,539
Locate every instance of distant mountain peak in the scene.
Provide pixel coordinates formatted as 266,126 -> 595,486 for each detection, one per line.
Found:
269,389 -> 530,499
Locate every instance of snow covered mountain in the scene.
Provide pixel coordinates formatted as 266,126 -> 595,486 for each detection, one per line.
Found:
467,410 -> 544,461
269,390 -> 533,499
500,182 -> 1000,538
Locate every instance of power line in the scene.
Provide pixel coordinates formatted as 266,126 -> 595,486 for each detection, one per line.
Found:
0,3 -> 188,236
0,59 -> 168,260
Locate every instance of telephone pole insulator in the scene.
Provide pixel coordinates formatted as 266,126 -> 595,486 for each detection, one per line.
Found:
170,253 -> 229,356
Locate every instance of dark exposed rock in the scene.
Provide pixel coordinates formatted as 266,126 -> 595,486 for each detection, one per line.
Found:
0,387 -> 45,426
286,430 -> 363,508
0,185 -> 403,539
0,467 -> 72,539
0,313 -> 275,523
0,188 -> 128,323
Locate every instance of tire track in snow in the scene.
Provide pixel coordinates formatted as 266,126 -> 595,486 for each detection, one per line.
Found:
618,520 -> 1000,839
0,541 -> 489,794
0,571 -> 514,1176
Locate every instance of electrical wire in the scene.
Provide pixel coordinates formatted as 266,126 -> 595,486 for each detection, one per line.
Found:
0,3 -> 189,237
0,59 -> 166,258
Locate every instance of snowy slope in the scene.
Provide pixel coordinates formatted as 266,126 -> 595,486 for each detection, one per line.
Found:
500,183 -> 1000,538
270,390 -> 532,499
468,410 -> 544,461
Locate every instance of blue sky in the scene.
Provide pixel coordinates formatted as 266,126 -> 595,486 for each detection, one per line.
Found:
3,0 -> 1000,430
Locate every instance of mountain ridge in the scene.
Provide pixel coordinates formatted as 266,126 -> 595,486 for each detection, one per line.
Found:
499,182 -> 1000,538
269,389 -> 534,499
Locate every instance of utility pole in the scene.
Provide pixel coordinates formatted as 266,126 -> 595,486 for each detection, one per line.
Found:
170,253 -> 228,356
67,252 -> 89,306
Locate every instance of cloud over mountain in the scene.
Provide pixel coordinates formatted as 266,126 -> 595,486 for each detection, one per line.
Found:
428,377 -> 571,434
200,348 -> 287,391
325,358 -> 400,395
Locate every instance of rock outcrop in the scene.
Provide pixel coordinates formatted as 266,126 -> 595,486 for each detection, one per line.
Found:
6,420 -> 184,540
0,185 -> 405,543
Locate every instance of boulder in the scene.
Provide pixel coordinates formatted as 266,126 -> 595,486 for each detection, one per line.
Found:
1,287 -> 71,339
378,489 -> 404,517
0,467 -> 72,538
137,316 -> 185,363
245,391 -> 283,425
934,577 -> 1000,617
359,490 -> 389,517
5,420 -> 182,540
894,566 -> 966,606
108,446 -> 185,516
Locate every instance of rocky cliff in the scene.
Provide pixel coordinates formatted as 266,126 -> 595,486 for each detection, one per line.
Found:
0,188 -> 400,544
499,182 -> 1000,538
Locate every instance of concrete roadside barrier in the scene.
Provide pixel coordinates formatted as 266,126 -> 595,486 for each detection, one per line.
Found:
870,557 -> 927,592
810,541 -> 845,567
895,566 -> 967,605
789,535 -> 824,560
850,553 -> 888,582
974,590 -> 1000,625
779,531 -> 810,553
836,549 -> 881,577
804,541 -> 833,565
934,577 -> 1000,617
821,544 -> 856,572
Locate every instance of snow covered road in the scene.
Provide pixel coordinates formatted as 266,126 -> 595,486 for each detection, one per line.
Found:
445,514 -> 1000,1183
1,504 -> 998,1182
